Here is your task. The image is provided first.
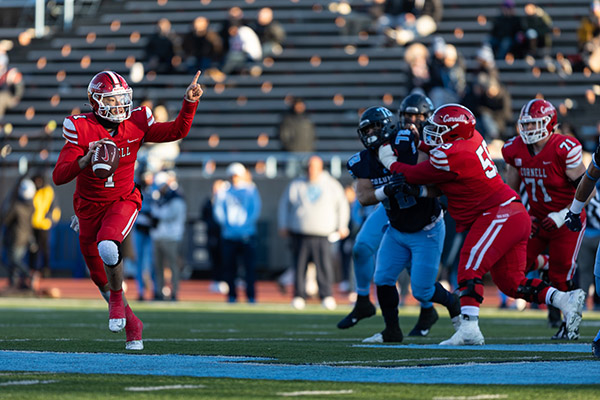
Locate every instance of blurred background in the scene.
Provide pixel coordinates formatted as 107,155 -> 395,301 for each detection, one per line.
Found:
0,0 -> 598,304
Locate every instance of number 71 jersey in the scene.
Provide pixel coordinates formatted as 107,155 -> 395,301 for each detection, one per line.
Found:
502,133 -> 582,220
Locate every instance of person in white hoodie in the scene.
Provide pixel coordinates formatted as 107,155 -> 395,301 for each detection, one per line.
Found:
278,155 -> 350,310
151,171 -> 187,301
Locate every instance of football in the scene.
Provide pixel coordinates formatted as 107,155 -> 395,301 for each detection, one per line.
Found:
92,140 -> 119,179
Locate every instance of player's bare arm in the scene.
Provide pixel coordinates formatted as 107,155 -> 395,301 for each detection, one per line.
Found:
565,146 -> 600,231
504,164 -> 521,192
356,178 -> 378,206
185,71 -> 203,102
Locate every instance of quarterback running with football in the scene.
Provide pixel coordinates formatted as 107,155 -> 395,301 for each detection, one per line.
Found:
53,70 -> 203,350
502,99 -> 587,339
377,103 -> 585,345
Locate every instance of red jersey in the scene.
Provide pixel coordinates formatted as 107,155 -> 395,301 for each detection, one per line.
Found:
388,131 -> 519,232
502,133 -> 582,220
53,99 -> 197,201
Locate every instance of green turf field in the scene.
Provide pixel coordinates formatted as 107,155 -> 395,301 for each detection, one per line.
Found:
0,298 -> 599,399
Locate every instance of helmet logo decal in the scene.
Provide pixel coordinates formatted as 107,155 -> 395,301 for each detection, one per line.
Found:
540,106 -> 552,114
442,114 -> 467,122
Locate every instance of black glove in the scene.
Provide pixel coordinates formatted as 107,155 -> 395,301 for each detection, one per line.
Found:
530,216 -> 540,238
383,173 -> 406,197
399,183 -> 423,197
564,210 -> 582,232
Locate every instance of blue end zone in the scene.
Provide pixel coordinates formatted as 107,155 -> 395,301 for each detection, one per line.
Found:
0,350 -> 598,384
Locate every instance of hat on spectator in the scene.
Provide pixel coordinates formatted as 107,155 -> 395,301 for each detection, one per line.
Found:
226,162 -> 247,177
476,44 -> 495,66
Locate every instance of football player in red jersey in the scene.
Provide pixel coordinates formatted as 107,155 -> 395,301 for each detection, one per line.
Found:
377,103 -> 585,345
502,99 -> 587,339
52,70 -> 203,350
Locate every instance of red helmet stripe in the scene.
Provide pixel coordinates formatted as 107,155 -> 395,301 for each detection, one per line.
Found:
103,71 -> 122,88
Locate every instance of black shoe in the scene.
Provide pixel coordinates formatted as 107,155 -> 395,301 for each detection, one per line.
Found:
592,339 -> 600,358
547,305 -> 562,328
447,293 -> 461,319
382,327 -> 404,343
408,306 -> 439,337
551,321 -> 579,340
337,297 -> 376,329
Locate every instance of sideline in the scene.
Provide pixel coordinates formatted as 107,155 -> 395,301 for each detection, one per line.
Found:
0,350 -> 598,385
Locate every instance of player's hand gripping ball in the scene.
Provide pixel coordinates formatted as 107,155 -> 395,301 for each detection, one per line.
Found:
92,140 -> 119,179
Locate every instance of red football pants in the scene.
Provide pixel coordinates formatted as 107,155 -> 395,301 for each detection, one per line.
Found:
457,201 -> 550,307
74,190 -> 141,289
526,213 -> 586,291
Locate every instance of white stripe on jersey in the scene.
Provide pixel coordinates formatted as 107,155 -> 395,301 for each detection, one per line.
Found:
62,118 -> 78,144
429,149 -> 450,171
145,107 -> 155,127
565,145 -> 582,168
465,216 -> 508,271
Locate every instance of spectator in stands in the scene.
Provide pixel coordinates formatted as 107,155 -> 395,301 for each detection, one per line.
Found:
151,171 -> 186,301
278,155 -> 350,310
144,18 -> 180,74
337,0 -> 384,38
463,45 -> 512,141
489,0 -> 524,59
253,7 -> 286,57
404,43 -> 432,94
0,40 -> 24,120
428,38 -> 466,107
577,0 -> 600,52
521,3 -> 553,58
278,97 -> 316,152
221,17 -> 262,75
578,1 -> 600,73
201,179 -> 228,294
133,171 -> 157,301
2,178 -> 35,290
181,16 -> 224,73
29,171 -> 61,293
213,163 -> 262,303
379,0 -> 443,46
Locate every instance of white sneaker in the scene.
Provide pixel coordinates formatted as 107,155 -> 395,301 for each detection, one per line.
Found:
362,332 -> 383,343
322,296 -> 337,310
439,315 -> 485,346
553,289 -> 585,340
292,297 -> 306,310
125,340 -> 143,350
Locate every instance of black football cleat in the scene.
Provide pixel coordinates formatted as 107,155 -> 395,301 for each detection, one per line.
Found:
592,339 -> 600,358
337,296 -> 376,329
408,306 -> 439,337
363,327 -> 404,343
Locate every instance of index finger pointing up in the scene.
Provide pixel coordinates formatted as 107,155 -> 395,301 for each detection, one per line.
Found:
192,70 -> 201,85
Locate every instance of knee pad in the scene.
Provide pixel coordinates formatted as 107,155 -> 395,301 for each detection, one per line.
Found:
97,240 -> 122,267
458,278 -> 484,303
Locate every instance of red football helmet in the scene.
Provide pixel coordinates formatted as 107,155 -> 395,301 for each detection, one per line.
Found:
87,71 -> 133,123
423,103 -> 476,146
518,99 -> 557,144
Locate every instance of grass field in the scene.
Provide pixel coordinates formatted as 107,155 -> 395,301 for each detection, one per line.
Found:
0,298 -> 599,399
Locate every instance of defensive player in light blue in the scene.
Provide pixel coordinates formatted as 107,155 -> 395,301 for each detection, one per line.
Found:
340,101 -> 460,342
564,142 -> 600,357
338,94 -> 437,333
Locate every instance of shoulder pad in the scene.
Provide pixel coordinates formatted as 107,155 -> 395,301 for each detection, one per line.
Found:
62,117 -> 79,145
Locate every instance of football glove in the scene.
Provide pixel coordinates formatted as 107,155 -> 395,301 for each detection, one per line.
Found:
541,208 -> 568,231
530,216 -> 540,238
564,210 -> 583,232
383,173 -> 406,197
399,183 -> 423,198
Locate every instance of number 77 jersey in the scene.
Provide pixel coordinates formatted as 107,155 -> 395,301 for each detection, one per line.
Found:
501,133 -> 582,220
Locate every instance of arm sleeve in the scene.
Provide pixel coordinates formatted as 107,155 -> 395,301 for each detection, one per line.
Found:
389,159 -> 457,185
52,141 -> 86,186
143,99 -> 198,143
